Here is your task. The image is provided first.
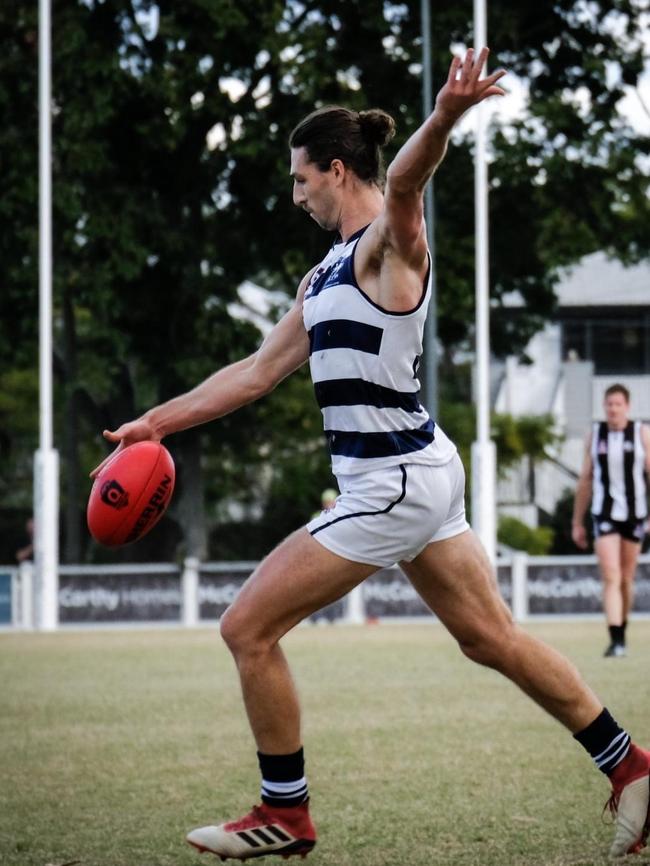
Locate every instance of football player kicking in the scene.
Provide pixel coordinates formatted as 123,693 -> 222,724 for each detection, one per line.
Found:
92,48 -> 650,861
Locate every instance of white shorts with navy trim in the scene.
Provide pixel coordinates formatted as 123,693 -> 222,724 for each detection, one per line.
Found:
306,453 -> 469,568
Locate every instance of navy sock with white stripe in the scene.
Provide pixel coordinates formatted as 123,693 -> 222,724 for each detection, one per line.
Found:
574,708 -> 631,775
258,748 -> 309,808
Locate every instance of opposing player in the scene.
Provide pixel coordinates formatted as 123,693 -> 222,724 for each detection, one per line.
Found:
572,384 -> 650,657
92,49 -> 650,860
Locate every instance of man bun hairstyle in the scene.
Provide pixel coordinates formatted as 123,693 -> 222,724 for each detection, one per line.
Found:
289,106 -> 396,185
358,109 -> 396,148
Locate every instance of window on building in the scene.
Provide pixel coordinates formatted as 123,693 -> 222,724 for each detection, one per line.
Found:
561,313 -> 650,374
563,321 -> 588,362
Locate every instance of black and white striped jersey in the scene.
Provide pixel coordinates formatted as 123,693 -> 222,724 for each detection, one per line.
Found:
591,420 -> 648,521
302,225 -> 456,476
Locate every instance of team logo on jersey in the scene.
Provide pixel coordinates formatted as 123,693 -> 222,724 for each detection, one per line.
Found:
624,441 -> 634,451
598,441 -> 608,454
322,257 -> 346,288
307,264 -> 327,290
306,262 -> 335,298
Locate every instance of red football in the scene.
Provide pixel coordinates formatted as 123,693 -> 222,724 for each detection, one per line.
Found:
87,441 -> 176,547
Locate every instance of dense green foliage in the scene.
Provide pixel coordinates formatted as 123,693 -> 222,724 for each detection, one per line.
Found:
498,514 -> 554,554
492,413 -> 562,474
1,1 -> 648,561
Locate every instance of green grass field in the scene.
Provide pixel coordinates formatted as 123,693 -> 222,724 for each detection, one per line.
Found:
1,620 -> 649,866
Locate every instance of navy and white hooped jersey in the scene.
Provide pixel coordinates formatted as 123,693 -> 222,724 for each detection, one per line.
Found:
591,420 -> 648,521
302,225 -> 456,476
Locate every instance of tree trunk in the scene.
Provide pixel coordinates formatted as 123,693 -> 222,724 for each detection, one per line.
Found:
528,455 -> 536,504
173,429 -> 207,560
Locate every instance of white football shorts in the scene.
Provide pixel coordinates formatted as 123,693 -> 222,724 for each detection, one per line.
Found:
306,453 -> 470,568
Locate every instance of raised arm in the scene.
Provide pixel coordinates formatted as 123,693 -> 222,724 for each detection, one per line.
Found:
572,431 -> 594,550
90,275 -> 313,477
381,47 -> 505,262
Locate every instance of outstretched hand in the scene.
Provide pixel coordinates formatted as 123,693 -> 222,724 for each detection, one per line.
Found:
89,418 -> 161,479
435,47 -> 506,124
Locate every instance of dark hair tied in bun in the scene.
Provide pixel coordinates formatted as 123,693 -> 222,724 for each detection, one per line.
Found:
290,105 -> 397,186
358,109 -> 396,147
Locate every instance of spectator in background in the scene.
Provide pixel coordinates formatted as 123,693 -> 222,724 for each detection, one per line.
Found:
572,384 -> 650,657
15,517 -> 34,563
311,488 -> 338,520
320,487 -> 337,511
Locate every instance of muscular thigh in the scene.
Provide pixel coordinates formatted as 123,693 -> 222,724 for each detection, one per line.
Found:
400,529 -> 513,642
225,528 -> 377,644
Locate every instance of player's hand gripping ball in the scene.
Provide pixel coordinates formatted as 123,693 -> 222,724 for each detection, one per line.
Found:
87,441 -> 175,547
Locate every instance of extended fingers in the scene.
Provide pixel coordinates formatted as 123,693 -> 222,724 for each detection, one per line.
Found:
89,438 -> 124,478
477,67 -> 507,101
449,46 -> 506,86
90,454 -> 111,479
470,46 -> 490,80
447,54 -> 461,83
462,47 -> 476,78
446,49 -> 476,82
449,47 -> 485,82
484,67 -> 507,87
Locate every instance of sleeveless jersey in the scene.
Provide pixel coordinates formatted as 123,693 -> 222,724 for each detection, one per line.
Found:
591,420 -> 648,521
301,225 -> 456,476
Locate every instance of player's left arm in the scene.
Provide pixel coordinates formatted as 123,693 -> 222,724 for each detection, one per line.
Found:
378,48 -> 506,274
642,423 -> 650,475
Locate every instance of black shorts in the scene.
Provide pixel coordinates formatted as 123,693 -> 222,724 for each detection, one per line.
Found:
592,517 -> 646,544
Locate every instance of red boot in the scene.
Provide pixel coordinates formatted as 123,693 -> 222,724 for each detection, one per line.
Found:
608,745 -> 650,857
187,801 -> 316,861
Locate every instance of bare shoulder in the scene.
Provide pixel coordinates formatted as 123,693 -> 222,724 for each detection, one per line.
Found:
357,210 -> 427,271
354,216 -> 428,312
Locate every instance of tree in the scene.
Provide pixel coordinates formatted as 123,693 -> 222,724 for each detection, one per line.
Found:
1,0 -> 648,562
498,515 -> 553,554
546,488 -> 587,555
492,412 -> 563,508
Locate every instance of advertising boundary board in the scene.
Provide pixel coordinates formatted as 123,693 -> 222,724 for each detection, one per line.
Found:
3,554 -> 650,629
58,563 -> 182,623
197,563 -> 344,623
0,571 -> 12,624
